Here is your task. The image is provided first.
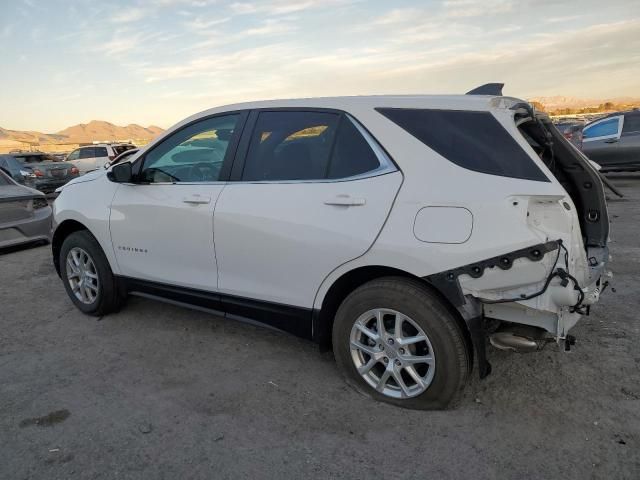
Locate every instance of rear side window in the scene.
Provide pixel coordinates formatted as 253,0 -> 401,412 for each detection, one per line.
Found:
242,111 -> 338,181
79,147 -> 95,159
241,111 -> 383,181
622,114 -> 640,134
377,108 -> 549,182
328,117 -> 381,179
583,118 -> 619,139
95,147 -> 108,157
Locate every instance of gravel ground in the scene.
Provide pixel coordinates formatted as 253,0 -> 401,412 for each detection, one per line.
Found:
1,175 -> 639,480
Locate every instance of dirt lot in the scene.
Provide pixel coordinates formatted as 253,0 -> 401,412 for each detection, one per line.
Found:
1,176 -> 639,480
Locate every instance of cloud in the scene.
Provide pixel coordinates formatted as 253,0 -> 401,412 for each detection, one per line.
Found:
110,8 -> 148,23
443,0 -> 514,18
96,29 -> 163,56
230,0 -> 355,16
243,18 -> 296,36
183,16 -> 231,30
0,24 -> 13,39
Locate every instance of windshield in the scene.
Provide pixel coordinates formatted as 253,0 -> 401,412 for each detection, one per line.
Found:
113,145 -> 135,156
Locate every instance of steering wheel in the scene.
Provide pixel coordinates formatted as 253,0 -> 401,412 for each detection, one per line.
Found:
188,162 -> 216,181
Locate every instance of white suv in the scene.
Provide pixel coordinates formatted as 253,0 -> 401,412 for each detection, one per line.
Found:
51,88 -> 611,409
65,143 -> 136,174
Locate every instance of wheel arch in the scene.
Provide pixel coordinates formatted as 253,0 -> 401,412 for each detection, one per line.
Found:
52,219 -> 93,277
312,265 -> 473,362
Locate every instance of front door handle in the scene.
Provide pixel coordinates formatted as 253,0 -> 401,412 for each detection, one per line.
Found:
324,195 -> 366,206
182,194 -> 211,205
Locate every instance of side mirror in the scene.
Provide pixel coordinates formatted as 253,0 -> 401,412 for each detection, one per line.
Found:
107,162 -> 133,183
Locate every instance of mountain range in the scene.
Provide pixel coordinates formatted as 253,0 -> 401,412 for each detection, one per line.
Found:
0,120 -> 164,147
527,96 -> 640,111
2,95 -> 640,148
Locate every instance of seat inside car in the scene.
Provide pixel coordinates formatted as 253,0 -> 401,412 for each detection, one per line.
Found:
269,142 -> 314,180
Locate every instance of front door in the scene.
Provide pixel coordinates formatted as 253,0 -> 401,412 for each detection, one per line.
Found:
109,113 -> 245,291
582,115 -> 623,166
214,110 -> 402,310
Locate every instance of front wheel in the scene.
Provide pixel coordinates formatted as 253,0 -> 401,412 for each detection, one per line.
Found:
332,277 -> 470,409
60,230 -> 125,316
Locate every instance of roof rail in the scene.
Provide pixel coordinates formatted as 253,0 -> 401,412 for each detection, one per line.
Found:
466,83 -> 504,96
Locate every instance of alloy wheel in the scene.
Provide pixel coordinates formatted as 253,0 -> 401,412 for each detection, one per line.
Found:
349,308 -> 436,399
66,247 -> 100,304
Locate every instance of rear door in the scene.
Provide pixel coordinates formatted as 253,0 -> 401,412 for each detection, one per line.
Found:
582,115 -> 623,166
93,146 -> 111,169
214,109 -> 402,312
73,147 -> 97,174
617,113 -> 640,167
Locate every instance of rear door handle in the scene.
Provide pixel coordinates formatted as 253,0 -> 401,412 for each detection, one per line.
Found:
324,195 -> 366,206
604,138 -> 619,144
182,194 -> 211,204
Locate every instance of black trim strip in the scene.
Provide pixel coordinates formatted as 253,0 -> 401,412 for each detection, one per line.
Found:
424,240 -> 560,307
117,276 -> 313,339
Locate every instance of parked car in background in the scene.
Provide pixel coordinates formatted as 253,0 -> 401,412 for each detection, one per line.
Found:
554,120 -> 584,148
65,143 -> 136,174
107,148 -> 139,167
0,167 -> 52,249
52,89 -> 610,409
0,152 -> 79,194
582,109 -> 640,172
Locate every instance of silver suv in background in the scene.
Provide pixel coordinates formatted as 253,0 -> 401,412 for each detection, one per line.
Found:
65,143 -> 136,174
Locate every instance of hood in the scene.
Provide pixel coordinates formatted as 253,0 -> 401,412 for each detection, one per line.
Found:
55,168 -> 106,193
0,183 -> 43,200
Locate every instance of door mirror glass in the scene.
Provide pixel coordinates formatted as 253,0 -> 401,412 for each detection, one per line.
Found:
108,162 -> 133,183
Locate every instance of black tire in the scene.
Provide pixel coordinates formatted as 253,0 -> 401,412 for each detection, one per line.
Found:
59,230 -> 125,316
332,277 -> 470,410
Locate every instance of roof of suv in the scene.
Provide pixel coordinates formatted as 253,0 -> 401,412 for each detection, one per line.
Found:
161,94 -> 524,142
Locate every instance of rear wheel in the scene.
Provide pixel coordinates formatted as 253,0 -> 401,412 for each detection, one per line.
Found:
60,230 -> 125,316
332,277 -> 470,409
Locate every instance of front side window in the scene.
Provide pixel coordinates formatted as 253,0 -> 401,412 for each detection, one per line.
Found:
583,117 -> 620,140
377,108 -> 548,182
241,111 -> 383,181
66,149 -> 80,161
140,114 -> 240,183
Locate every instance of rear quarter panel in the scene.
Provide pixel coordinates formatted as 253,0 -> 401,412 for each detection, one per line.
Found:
313,102 -> 577,309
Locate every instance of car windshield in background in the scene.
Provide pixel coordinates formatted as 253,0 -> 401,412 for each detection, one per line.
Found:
113,145 -> 135,156
0,170 -> 12,185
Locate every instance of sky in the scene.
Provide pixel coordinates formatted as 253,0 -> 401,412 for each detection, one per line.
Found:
1,0 -> 639,132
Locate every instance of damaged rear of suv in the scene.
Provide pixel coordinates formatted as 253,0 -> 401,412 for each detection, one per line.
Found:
52,86 -> 611,410
354,84 -> 612,401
